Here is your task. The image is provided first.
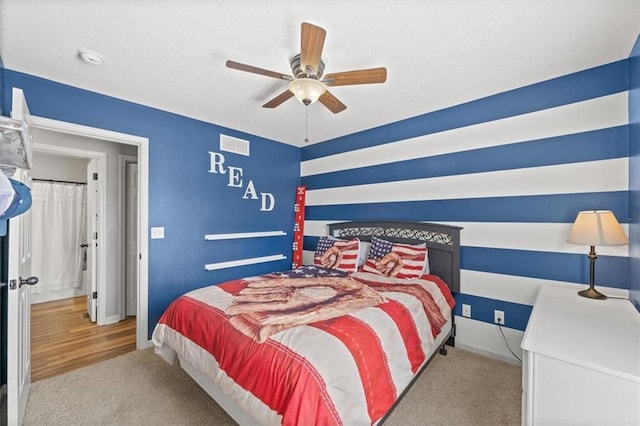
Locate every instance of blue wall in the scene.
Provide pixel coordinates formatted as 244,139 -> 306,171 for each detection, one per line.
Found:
630,36 -> 640,311
301,60 -> 631,333
2,70 -> 301,336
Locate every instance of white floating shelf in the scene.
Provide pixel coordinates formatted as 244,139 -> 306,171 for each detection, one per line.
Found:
205,231 -> 286,240
205,254 -> 286,271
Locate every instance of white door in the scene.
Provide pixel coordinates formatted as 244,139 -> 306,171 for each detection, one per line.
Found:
125,162 -> 138,316
86,159 -> 98,322
7,88 -> 35,425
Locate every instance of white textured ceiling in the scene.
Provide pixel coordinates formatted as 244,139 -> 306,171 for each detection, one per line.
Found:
1,1 -> 639,146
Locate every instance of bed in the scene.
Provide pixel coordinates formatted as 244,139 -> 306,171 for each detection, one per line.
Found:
152,221 -> 461,425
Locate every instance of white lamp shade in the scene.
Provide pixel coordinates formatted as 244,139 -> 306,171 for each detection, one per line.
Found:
288,78 -> 326,105
567,210 -> 628,246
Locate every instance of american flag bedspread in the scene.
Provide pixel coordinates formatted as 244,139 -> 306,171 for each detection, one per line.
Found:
152,267 -> 455,425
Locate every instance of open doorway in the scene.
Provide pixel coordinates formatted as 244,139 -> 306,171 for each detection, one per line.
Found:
28,130 -> 139,380
5,89 -> 149,423
29,152 -> 90,306
24,119 -> 147,378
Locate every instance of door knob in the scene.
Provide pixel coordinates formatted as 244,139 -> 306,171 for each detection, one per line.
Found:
19,276 -> 39,288
9,276 -> 39,289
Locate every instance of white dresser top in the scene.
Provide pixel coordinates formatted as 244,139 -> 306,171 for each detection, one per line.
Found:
521,285 -> 640,382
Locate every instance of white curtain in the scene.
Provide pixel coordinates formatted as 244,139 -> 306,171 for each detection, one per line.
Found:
31,181 -> 87,294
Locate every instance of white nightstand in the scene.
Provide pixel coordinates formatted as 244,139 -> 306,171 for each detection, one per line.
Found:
521,285 -> 640,425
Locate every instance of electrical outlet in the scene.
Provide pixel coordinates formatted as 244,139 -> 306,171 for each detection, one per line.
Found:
462,304 -> 471,318
494,310 -> 505,325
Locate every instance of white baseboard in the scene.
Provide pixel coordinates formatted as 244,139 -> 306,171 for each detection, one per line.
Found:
455,315 -> 524,365
31,288 -> 85,304
103,314 -> 122,325
455,342 -> 522,366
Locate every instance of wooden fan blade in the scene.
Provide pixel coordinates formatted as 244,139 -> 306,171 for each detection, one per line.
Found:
318,90 -> 347,114
226,60 -> 292,81
323,67 -> 387,86
263,90 -> 294,108
300,22 -> 326,75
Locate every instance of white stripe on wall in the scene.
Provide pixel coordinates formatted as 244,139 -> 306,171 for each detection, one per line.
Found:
305,158 -> 628,206
455,316 -> 524,365
448,222 -> 629,256
302,92 -> 628,176
461,270 -> 629,306
303,220 -> 629,257
302,250 -> 315,266
303,220 -> 339,237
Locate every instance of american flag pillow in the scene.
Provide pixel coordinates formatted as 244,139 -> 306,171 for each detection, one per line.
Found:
362,236 -> 428,279
313,237 -> 360,273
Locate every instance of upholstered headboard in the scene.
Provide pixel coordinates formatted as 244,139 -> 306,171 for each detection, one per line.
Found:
328,221 -> 462,293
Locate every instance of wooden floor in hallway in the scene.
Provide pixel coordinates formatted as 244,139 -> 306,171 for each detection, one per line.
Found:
31,296 -> 136,382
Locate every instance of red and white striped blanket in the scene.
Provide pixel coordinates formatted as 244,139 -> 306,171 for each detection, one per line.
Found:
152,270 -> 454,425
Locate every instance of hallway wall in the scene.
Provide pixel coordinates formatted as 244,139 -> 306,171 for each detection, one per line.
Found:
32,129 -> 137,322
31,152 -> 87,182
30,153 -> 89,304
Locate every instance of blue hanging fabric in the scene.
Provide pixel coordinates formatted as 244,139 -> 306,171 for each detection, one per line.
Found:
0,171 -> 15,215
0,177 -> 32,235
0,178 -> 32,219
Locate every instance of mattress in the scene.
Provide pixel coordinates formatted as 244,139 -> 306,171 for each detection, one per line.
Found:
152,268 -> 455,425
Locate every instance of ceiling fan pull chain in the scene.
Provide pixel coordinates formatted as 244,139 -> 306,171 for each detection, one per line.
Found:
305,106 -> 310,143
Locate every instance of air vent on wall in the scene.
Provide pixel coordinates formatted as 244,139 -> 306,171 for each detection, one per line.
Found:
220,134 -> 250,156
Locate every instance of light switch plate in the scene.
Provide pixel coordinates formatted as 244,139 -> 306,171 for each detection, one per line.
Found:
150,227 -> 164,239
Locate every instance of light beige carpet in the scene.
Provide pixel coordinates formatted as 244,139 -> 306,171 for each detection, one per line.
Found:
23,346 -> 521,425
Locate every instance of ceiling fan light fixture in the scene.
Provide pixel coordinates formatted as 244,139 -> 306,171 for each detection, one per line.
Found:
288,78 -> 326,105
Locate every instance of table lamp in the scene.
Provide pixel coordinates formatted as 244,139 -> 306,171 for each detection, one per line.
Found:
567,210 -> 628,299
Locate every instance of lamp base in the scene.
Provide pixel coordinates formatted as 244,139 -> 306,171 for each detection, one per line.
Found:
578,287 -> 608,300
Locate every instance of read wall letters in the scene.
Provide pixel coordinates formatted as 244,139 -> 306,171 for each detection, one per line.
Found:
208,151 -> 275,211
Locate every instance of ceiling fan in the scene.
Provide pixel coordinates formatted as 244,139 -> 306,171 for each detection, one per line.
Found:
226,22 -> 387,114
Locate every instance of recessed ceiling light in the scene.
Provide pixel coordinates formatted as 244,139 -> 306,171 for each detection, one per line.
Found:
77,48 -> 104,66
